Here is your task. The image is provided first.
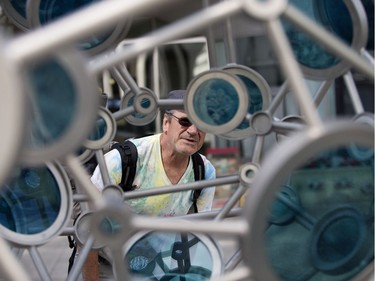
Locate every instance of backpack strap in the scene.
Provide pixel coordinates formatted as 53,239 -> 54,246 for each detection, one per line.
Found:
189,153 -> 205,213
111,140 -> 138,192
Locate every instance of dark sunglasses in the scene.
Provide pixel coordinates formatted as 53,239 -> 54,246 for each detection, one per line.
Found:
168,113 -> 193,127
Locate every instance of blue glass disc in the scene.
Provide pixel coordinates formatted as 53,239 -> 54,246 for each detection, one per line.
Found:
192,79 -> 240,126
37,0 -> 115,51
9,0 -> 27,18
283,0 -> 355,69
265,144 -> 374,280
0,166 -> 61,234
126,232 -> 214,281
236,74 -> 263,130
28,57 -> 77,147
88,117 -> 107,141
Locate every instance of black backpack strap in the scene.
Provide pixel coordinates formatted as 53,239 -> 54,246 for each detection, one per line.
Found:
189,153 -> 205,213
111,140 -> 138,192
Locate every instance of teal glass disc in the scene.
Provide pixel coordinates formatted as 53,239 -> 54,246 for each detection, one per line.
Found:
0,166 -> 61,235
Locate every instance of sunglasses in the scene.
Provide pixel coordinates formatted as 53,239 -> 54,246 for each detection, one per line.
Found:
168,113 -> 193,127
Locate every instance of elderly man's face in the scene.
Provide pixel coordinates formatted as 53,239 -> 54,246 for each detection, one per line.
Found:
163,111 -> 206,156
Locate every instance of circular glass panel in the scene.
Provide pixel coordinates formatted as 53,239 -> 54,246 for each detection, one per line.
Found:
0,37 -> 28,189
27,0 -> 131,55
283,0 -> 368,80
220,65 -> 271,140
242,122 -> 374,281
20,49 -> 99,165
121,231 -> 223,281
0,0 -> 29,30
120,88 -> 158,126
0,163 -> 72,246
84,107 -> 116,150
185,70 -> 248,135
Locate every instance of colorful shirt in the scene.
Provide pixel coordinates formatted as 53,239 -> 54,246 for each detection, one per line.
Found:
91,134 -> 216,217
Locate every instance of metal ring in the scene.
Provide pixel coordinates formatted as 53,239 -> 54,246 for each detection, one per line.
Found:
0,37 -> 28,189
26,0 -> 132,56
250,111 -> 273,136
220,64 -> 272,140
285,0 -> 369,80
0,162 -> 73,246
239,162 -> 260,186
275,115 -> 306,144
90,201 -> 133,248
121,87 -> 158,126
0,0 -> 30,31
84,106 -> 117,150
241,121 -> 374,281
75,211 -> 106,249
185,70 -> 248,135
243,0 -> 288,20
19,47 -> 99,165
118,229 -> 223,280
310,206 -> 369,275
348,113 -> 374,161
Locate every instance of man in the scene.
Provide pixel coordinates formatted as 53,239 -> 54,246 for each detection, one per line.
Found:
82,90 -> 216,280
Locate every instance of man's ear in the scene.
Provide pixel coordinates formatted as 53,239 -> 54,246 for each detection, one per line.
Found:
162,115 -> 169,133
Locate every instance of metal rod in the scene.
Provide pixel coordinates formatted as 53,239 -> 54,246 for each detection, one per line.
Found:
216,266 -> 252,281
132,216 -> 248,236
96,149 -> 111,187
123,175 -> 240,200
66,235 -> 95,281
272,120 -> 305,134
0,237 -> 31,281
251,136 -> 264,163
115,65 -> 143,96
108,67 -> 130,94
214,185 -> 248,221
6,0 -> 176,62
64,154 -> 104,208
267,80 -> 289,114
283,5 -> 374,80
89,0 -> 244,73
225,249 -> 243,272
343,71 -> 365,114
180,208 -> 242,220
265,19 -> 323,127
28,246 -> 52,281
313,79 -> 334,108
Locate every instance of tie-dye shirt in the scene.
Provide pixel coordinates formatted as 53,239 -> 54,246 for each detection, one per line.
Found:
90,134 -> 216,217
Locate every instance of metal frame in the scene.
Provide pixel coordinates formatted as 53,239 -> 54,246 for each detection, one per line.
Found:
0,162 -> 73,246
0,0 -> 373,280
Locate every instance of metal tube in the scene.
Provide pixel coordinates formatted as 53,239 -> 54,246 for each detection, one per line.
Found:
6,0 -> 176,62
214,185 -> 248,221
64,154 -> 104,208
343,71 -> 365,114
96,149 -> 111,187
313,79 -> 334,108
89,0 -> 244,73
132,216 -> 248,236
265,19 -> 323,127
0,237 -> 31,281
28,246 -> 52,281
267,80 -> 289,114
123,175 -> 240,200
272,120 -> 305,134
66,235 -> 95,281
115,65 -> 143,96
225,249 -> 243,272
283,5 -> 374,80
108,67 -> 130,94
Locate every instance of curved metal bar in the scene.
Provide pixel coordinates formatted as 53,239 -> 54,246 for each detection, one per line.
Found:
283,4 -> 374,80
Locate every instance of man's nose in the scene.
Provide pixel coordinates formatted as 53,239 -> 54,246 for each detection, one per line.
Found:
187,124 -> 199,134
